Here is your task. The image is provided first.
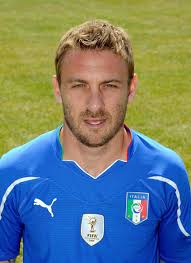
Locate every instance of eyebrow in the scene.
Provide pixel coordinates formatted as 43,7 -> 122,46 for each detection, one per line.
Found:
101,79 -> 122,84
66,78 -> 122,84
66,78 -> 86,84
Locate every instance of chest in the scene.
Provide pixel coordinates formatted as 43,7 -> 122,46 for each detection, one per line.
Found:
19,174 -> 161,262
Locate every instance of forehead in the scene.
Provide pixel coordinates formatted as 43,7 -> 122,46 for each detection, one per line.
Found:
60,49 -> 128,79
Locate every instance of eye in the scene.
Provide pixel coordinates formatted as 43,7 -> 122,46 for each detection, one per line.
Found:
72,83 -> 86,89
105,83 -> 119,89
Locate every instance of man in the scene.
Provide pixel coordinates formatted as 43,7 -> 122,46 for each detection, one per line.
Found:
0,20 -> 191,263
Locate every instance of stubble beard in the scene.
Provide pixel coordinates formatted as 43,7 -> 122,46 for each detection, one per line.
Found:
63,103 -> 127,148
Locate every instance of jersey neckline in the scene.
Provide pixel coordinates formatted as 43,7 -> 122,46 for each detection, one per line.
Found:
53,124 -> 136,180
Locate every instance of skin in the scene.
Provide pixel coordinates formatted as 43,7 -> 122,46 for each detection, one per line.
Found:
53,49 -> 137,176
0,260 -> 15,263
0,50 -> 137,263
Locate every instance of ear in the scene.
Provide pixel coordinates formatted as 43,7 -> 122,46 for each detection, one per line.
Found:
127,73 -> 138,103
52,75 -> 62,103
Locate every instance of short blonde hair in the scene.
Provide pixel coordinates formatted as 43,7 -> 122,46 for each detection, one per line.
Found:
55,20 -> 134,86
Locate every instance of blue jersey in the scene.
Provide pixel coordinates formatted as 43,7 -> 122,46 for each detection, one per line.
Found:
0,126 -> 191,263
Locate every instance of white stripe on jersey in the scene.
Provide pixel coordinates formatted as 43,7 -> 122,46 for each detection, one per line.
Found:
149,176 -> 190,237
0,177 -> 39,220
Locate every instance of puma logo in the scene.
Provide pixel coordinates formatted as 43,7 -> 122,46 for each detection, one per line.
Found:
34,198 -> 57,217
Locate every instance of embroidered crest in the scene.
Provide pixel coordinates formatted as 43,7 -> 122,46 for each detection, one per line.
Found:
125,192 -> 149,225
81,214 -> 104,246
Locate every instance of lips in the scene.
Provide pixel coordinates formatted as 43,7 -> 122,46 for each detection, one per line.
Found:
84,119 -> 106,127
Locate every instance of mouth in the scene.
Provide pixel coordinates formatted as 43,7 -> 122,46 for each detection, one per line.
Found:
84,118 -> 106,128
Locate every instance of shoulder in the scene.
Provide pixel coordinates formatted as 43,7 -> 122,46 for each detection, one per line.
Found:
0,127 -> 60,179
132,130 -> 188,181
0,128 -> 61,217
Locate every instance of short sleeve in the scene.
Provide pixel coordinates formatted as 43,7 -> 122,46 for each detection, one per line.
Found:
158,163 -> 191,262
0,171 -> 22,261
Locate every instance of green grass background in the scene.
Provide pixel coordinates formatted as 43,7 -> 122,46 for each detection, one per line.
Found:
0,0 -> 190,262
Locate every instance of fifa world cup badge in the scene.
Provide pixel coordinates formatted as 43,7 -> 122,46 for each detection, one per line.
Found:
81,214 -> 104,246
125,192 -> 149,225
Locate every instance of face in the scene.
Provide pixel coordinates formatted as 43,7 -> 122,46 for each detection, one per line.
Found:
53,49 -> 137,147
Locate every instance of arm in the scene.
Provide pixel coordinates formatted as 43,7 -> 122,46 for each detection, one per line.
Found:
0,260 -> 16,263
150,160 -> 191,262
0,171 -> 22,261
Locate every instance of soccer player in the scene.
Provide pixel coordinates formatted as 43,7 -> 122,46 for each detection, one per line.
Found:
0,20 -> 191,263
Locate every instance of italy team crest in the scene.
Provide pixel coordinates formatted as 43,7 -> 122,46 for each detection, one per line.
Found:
125,192 -> 149,225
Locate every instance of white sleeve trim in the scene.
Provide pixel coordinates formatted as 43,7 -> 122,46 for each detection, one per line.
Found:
0,177 -> 39,220
149,175 -> 190,237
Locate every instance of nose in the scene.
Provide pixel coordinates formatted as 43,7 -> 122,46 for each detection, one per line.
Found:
86,89 -> 105,113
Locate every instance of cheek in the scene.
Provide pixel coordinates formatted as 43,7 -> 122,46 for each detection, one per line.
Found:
64,90 -> 87,106
105,93 -> 128,111
63,96 -> 85,117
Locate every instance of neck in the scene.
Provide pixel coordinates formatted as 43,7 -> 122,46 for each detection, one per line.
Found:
60,124 -> 131,177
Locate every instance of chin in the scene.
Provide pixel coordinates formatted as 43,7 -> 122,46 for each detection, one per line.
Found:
77,133 -> 114,148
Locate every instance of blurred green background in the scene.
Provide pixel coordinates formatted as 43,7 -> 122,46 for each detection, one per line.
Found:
0,0 -> 190,261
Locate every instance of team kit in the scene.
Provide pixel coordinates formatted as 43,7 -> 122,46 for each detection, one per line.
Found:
0,125 -> 191,262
